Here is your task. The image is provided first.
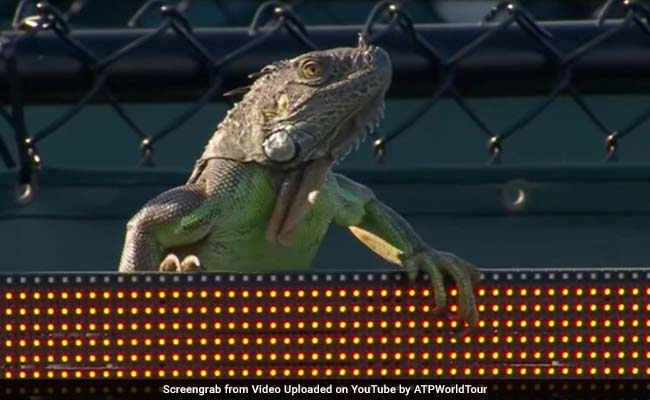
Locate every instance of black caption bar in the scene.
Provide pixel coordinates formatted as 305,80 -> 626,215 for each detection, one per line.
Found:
1,379 -> 649,400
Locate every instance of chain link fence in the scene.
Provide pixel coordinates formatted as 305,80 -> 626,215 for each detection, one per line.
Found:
1,0 -> 650,205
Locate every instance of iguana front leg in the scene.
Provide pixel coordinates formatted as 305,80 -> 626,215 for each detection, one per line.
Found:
333,174 -> 480,326
118,184 -> 214,272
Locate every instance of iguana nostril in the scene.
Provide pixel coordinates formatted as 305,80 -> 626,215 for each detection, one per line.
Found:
262,130 -> 297,162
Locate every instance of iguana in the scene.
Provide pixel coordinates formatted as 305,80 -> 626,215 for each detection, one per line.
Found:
118,38 -> 480,326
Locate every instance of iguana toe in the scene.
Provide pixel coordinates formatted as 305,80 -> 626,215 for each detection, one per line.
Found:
160,254 -> 181,272
180,255 -> 203,272
405,250 -> 480,328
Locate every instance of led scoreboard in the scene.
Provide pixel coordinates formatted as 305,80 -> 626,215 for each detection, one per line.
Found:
1,269 -> 648,380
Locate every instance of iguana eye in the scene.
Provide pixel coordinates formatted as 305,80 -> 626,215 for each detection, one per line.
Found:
300,60 -> 321,79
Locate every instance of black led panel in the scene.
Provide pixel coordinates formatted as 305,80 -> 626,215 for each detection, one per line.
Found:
1,270 -> 648,379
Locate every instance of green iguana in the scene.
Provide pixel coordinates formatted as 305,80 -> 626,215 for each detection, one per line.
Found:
118,38 -> 480,326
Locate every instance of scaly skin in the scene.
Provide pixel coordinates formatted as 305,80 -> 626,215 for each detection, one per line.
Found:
118,39 -> 480,326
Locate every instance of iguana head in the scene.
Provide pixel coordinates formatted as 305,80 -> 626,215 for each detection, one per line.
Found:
209,37 -> 392,167
205,39 -> 392,245
258,41 -> 391,166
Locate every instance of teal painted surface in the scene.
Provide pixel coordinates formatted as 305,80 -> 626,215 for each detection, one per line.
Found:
3,163 -> 650,271
7,95 -> 650,171
3,95 -> 650,271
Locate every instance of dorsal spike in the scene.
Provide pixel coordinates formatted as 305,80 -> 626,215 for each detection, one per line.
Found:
223,85 -> 251,98
248,63 -> 281,80
358,33 -> 368,50
247,70 -> 268,80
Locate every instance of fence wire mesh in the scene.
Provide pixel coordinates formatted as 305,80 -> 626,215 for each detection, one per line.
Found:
1,0 -> 650,204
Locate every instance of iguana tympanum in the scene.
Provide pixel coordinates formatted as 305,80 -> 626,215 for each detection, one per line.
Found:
118,38 -> 480,326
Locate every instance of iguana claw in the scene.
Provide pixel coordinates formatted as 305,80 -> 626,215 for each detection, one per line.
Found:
180,255 -> 203,272
404,250 -> 481,328
160,254 -> 181,272
159,254 -> 203,272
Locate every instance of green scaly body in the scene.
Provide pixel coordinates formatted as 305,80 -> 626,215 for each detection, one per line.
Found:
122,158 -> 404,272
157,159 -> 333,271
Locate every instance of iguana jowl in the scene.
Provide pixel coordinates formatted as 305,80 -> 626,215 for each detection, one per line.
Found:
118,39 -> 480,325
